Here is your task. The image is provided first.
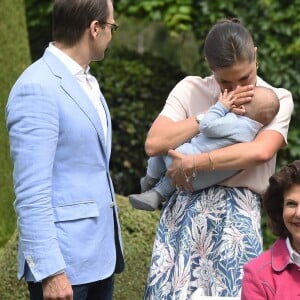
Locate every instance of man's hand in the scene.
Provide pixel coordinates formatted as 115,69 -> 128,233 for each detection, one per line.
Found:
42,273 -> 73,300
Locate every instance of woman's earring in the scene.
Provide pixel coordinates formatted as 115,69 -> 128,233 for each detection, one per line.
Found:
256,60 -> 259,69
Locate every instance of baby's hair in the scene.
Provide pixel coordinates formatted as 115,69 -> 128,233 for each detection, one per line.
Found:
244,87 -> 279,126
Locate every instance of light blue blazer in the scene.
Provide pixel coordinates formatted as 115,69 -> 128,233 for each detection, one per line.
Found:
6,48 -> 124,284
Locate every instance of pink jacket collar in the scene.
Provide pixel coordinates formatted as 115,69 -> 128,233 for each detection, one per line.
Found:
271,238 -> 292,272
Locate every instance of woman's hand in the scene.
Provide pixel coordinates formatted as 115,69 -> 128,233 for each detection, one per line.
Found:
166,149 -> 194,191
229,85 -> 254,115
232,85 -> 254,108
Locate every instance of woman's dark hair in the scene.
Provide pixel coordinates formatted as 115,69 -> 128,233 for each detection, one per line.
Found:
204,18 -> 256,71
53,0 -> 111,47
263,160 -> 300,237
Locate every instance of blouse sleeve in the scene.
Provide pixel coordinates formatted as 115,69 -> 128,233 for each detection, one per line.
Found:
261,87 -> 294,145
159,76 -> 218,122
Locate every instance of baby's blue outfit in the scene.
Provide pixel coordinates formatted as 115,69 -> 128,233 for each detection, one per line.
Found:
147,102 -> 263,198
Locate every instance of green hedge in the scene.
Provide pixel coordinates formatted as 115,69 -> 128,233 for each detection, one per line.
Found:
191,0 -> 300,167
114,196 -> 159,298
0,231 -> 28,299
0,0 -> 31,247
116,0 -> 300,168
0,195 -> 160,300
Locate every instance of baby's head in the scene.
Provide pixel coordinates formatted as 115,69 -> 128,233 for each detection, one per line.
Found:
244,86 -> 279,126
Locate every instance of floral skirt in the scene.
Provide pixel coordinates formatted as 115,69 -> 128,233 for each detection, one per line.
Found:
144,186 -> 262,299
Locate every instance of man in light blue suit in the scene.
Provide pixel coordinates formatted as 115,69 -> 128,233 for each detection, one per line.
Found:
6,0 -> 124,299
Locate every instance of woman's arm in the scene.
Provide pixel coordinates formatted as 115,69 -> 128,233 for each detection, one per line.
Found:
166,129 -> 284,188
202,129 -> 283,169
145,115 -> 199,157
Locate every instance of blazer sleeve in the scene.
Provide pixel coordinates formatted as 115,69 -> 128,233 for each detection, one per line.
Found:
6,82 -> 66,281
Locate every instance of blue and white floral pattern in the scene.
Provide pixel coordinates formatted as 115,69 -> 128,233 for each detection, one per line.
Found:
144,186 -> 262,300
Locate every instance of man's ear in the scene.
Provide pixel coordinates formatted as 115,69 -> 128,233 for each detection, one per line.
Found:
89,20 -> 101,38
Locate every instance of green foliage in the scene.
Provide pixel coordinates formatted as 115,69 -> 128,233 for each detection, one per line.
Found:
0,0 -> 31,246
191,0 -> 300,96
0,195 -> 160,300
116,0 -> 300,168
91,47 -> 186,195
25,0 -> 53,61
114,196 -> 159,299
117,0 -> 193,35
0,231 -> 29,299
261,211 -> 276,250
111,17 -> 202,75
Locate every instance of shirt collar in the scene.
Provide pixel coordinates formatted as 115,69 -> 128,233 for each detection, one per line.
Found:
286,237 -> 300,266
271,238 -> 292,272
48,42 -> 89,76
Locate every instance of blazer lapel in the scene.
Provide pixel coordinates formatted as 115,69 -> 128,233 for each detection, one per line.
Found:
42,49 -> 107,156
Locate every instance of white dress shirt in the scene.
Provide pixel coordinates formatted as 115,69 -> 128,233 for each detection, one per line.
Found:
286,236 -> 300,266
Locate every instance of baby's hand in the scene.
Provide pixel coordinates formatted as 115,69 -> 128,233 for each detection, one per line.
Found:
218,89 -> 237,111
231,105 -> 246,115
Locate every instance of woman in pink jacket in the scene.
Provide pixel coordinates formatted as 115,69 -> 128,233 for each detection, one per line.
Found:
241,160 -> 300,300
